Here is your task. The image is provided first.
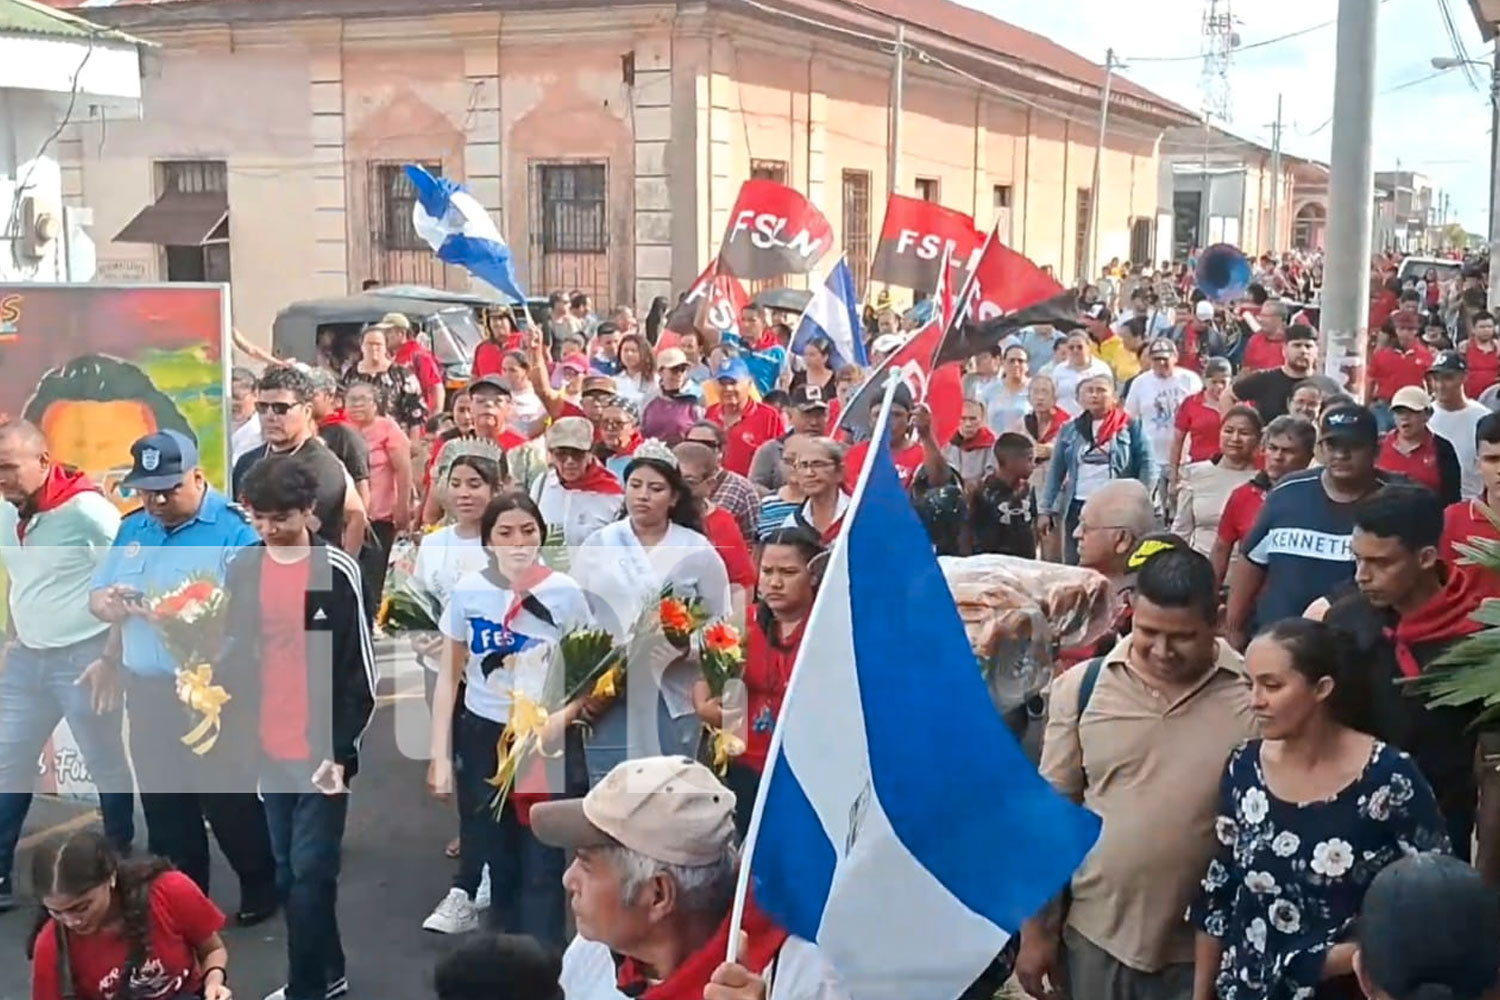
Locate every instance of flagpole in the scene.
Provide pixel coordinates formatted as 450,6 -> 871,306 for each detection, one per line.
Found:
724,373 -> 903,966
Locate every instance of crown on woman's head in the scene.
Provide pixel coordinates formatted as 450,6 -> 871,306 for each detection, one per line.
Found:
632,438 -> 678,468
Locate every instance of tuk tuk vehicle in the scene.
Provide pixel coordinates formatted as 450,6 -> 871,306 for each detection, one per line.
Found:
271,294 -> 483,393
365,284 -> 554,331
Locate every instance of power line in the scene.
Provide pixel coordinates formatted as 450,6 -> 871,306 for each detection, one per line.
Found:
1125,0 -> 1398,64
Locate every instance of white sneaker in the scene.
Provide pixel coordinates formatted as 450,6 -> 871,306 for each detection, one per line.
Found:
421,887 -> 480,934
262,979 -> 348,1000
475,866 -> 491,911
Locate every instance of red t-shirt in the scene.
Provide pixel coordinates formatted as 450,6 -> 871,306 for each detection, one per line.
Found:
1217,473 -> 1271,550
706,401 -> 785,477
1442,498 -> 1500,563
740,614 -> 806,773
473,341 -> 505,378
395,340 -> 444,395
1377,430 -> 1442,493
843,439 -> 925,492
1368,343 -> 1435,401
31,871 -> 224,1000
260,554 -> 312,761
1174,391 -> 1223,464
1241,333 -> 1284,372
1465,340 -> 1500,400
702,506 -> 756,589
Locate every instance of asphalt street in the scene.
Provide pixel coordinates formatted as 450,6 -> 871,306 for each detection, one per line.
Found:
0,646 -> 468,1000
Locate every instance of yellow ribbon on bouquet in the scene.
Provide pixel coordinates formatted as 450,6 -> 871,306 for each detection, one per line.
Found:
590,663 -> 624,700
175,665 -> 231,756
709,728 -> 745,775
487,692 -> 558,793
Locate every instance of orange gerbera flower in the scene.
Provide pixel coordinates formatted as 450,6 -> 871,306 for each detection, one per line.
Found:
703,622 -> 741,653
660,599 -> 693,634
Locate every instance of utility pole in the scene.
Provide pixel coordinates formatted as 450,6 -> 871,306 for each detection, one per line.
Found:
1086,48 -> 1116,281
888,23 -> 905,199
1268,93 -> 1282,255
1321,0 -> 1378,398
1489,51 -> 1500,309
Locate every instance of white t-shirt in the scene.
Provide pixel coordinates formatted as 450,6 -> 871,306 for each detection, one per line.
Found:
1430,399 -> 1492,500
438,567 -> 593,723
1124,368 -> 1203,465
1074,445 -> 1113,501
231,414 -> 263,466
414,526 -> 489,608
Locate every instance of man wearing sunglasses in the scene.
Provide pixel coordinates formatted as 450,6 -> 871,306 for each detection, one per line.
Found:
90,429 -> 278,925
231,366 -> 368,556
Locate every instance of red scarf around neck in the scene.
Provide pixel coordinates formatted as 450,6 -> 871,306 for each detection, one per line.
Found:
18,465 -> 99,541
1384,564 -> 1491,678
951,427 -> 997,453
1082,407 -> 1130,449
616,897 -> 789,1000
563,461 -> 625,495
319,410 -> 352,429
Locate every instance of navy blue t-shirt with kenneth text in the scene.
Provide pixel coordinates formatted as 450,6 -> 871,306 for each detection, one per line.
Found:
1243,468 -> 1393,630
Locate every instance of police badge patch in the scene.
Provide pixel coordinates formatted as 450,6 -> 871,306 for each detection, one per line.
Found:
140,448 -> 161,472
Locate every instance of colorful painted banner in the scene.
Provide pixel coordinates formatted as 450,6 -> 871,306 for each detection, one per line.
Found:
0,283 -> 231,800
0,283 -> 232,506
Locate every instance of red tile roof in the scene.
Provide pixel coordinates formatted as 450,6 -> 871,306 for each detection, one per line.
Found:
838,0 -> 1192,118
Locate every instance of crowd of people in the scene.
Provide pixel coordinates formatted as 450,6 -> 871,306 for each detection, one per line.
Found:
5,250 -> 1500,1000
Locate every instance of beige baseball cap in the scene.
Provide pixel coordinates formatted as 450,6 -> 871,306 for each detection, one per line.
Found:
530,756 -> 737,866
546,416 -> 594,452
380,312 -> 412,331
656,347 -> 689,369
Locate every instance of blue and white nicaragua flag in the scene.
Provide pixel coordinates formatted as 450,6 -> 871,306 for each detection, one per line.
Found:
403,164 -> 527,302
746,382 -> 1100,1000
792,256 -> 869,370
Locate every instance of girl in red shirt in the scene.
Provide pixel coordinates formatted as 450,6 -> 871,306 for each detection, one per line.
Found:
28,832 -> 229,1000
693,526 -> 823,836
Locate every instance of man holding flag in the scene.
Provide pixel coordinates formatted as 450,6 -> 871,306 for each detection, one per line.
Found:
532,756 -> 844,1000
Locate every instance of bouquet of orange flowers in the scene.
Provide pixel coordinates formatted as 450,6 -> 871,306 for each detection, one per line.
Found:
655,585 -> 709,650
697,620 -> 746,699
148,577 -> 232,755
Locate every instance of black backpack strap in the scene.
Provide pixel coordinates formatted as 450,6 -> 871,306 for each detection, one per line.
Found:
1077,657 -> 1105,718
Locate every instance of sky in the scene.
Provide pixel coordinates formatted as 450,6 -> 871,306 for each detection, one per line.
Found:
963,0 -> 1494,233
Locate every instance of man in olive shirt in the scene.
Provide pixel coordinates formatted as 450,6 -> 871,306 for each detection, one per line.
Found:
1018,542 -> 1254,1000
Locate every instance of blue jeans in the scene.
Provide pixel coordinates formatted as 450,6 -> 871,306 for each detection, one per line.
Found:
0,633 -> 135,880
453,709 -> 566,947
263,789 -> 348,1000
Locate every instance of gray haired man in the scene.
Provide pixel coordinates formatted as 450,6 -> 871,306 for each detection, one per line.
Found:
533,756 -> 849,1000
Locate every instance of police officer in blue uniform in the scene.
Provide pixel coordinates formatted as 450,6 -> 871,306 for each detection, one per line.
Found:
89,429 -> 278,924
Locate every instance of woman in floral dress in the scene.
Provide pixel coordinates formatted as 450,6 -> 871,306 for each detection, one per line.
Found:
1191,618 -> 1450,1000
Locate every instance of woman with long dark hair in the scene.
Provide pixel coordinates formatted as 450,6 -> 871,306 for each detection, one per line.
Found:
425,493 -> 591,946
1191,618 -> 1450,1000
412,452 -> 503,868
28,831 -> 230,1000
570,445 -> 733,782
643,295 -> 670,346
789,336 -> 838,400
693,526 -> 823,837
612,333 -> 656,407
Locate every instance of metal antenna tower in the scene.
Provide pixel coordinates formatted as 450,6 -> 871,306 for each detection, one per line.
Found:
1200,0 -> 1238,123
